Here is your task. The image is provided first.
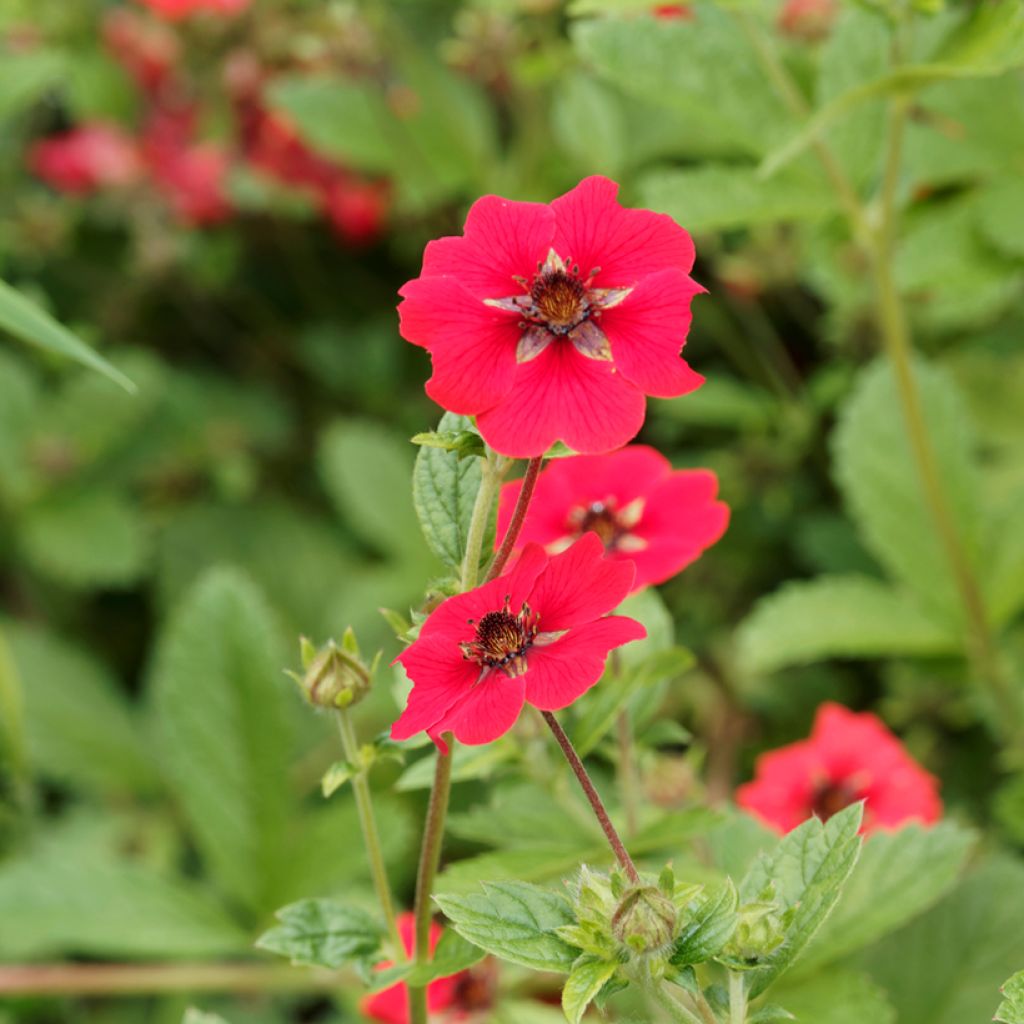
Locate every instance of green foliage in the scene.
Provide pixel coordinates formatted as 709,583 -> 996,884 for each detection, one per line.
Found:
256,899 -> 383,968
562,956 -> 619,1024
670,881 -> 739,968
434,882 -> 580,973
773,970 -> 896,1024
996,971 -> 1024,1024
150,569 -> 294,917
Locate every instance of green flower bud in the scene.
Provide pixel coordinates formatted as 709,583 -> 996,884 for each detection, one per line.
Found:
720,901 -> 786,968
611,884 -> 678,956
290,630 -> 377,710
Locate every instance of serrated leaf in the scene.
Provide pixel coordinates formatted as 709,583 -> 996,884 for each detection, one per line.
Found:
741,805 -> 863,998
671,880 -> 739,967
737,575 -> 958,675
369,928 -> 485,991
563,956 -> 619,1024
4,621 -> 156,795
412,412 -> 493,572
150,569 -> 294,915
996,971 -> 1024,1024
0,279 -> 134,391
833,359 -> 980,630
796,822 -> 975,973
433,882 -> 579,973
256,899 -> 382,968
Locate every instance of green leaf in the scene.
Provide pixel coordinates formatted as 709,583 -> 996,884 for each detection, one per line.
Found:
0,50 -> 66,121
318,418 -> 421,557
412,412 -> 493,572
0,818 -> 247,960
4,621 -> 156,795
975,177 -> 1024,259
320,760 -> 356,797
640,164 -> 836,234
150,569 -> 294,915
434,882 -> 579,973
370,928 -> 486,991
833,359 -> 980,629
0,279 -> 134,391
996,971 -> 1024,1024
737,575 -> 958,674
857,857 -> 1024,1024
183,1011 -> 230,1024
741,805 -> 863,998
552,72 -> 626,178
563,956 -> 619,1024
796,822 -> 974,973
773,970 -> 895,1024
256,898 -> 382,968
19,490 -> 149,588
671,881 -> 739,968
572,9 -> 795,156
395,740 -> 513,792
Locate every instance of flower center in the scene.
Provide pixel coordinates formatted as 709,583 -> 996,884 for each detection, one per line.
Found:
810,779 -> 860,822
460,597 -> 539,677
530,268 -> 587,333
567,497 -> 647,555
577,502 -> 620,547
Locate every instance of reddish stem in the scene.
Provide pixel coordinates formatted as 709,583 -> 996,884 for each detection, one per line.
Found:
542,710 -> 640,883
485,456 -> 543,582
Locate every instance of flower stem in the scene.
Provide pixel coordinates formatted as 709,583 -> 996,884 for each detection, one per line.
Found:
542,710 -> 640,883
334,709 -> 404,959
460,455 -> 505,591
408,739 -> 453,1024
634,964 -> 702,1024
486,456 -> 543,582
729,971 -> 747,1024
617,708 -> 639,839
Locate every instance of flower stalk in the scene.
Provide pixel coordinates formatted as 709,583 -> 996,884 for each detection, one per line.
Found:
486,455 -> 543,582
729,971 -> 747,1024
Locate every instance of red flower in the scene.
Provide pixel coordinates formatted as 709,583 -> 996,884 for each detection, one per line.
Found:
361,914 -> 467,1024
777,0 -> 836,41
497,446 -> 728,592
398,176 -> 704,457
136,0 -> 249,19
29,124 -> 142,194
323,178 -> 389,245
103,8 -> 180,94
392,534 -> 646,751
653,4 -> 693,18
736,702 -> 943,834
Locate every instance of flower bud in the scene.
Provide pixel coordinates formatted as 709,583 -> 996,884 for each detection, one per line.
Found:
611,884 -> 678,955
291,630 -> 376,710
720,901 -> 786,968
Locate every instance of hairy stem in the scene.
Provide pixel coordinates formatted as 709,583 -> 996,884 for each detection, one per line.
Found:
634,963 -> 702,1024
542,710 -> 640,883
729,971 -> 747,1024
460,455 -> 505,591
335,709 -> 404,958
486,456 -> 543,582
0,963 -> 340,996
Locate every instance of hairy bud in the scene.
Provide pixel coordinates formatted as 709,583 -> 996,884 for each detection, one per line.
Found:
720,900 -> 786,968
611,884 -> 678,955
290,629 -> 377,710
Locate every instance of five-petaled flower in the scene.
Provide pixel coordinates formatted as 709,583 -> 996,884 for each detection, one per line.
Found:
29,123 -> 142,195
398,176 -> 704,457
497,446 -> 729,592
736,702 -> 943,835
361,913 -> 472,1024
391,533 -> 646,750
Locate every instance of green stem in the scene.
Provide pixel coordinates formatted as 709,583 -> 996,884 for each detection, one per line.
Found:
334,709 -> 404,959
408,742 -> 453,1024
0,627 -> 30,805
616,709 -> 639,839
460,455 -> 505,591
729,971 -> 747,1024
635,965 -> 702,1024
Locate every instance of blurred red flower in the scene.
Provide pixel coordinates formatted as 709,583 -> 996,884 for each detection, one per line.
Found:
103,8 -> 180,94
653,4 -> 693,18
392,534 -> 645,751
29,123 -> 142,194
398,176 -> 704,457
361,914 -> 467,1024
736,702 -> 943,834
777,0 -> 836,41
136,0 -> 249,20
497,446 -> 728,592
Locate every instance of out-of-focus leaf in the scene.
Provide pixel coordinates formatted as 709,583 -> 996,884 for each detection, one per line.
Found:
976,177 -> 1024,259
0,819 -> 247,960
773,971 -> 895,1024
369,929 -> 486,991
641,164 -> 835,233
434,882 -> 578,973
412,413 -> 493,573
742,805 -> 862,998
0,280 -> 134,391
150,569 -> 293,916
318,418 -> 421,557
4,621 -> 156,795
395,740 -> 514,792
256,899 -> 382,968
796,822 -> 975,972
857,857 -> 1024,1024
19,490 -> 149,589
552,72 -> 626,177
183,1011 -> 230,1024
833,359 -> 981,629
737,575 -> 958,674
0,51 -> 65,121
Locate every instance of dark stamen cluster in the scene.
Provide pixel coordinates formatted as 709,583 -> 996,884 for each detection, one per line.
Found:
810,780 -> 859,822
460,596 -> 539,677
578,501 -> 621,548
531,269 -> 586,333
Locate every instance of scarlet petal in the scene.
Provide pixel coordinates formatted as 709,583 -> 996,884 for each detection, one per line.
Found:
391,638 -> 482,742
420,194 -> 556,299
398,277 -> 521,415
551,176 -> 696,288
525,616 -> 647,711
475,342 -> 647,457
600,268 -> 705,399
428,673 -> 528,746
526,533 -> 636,631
